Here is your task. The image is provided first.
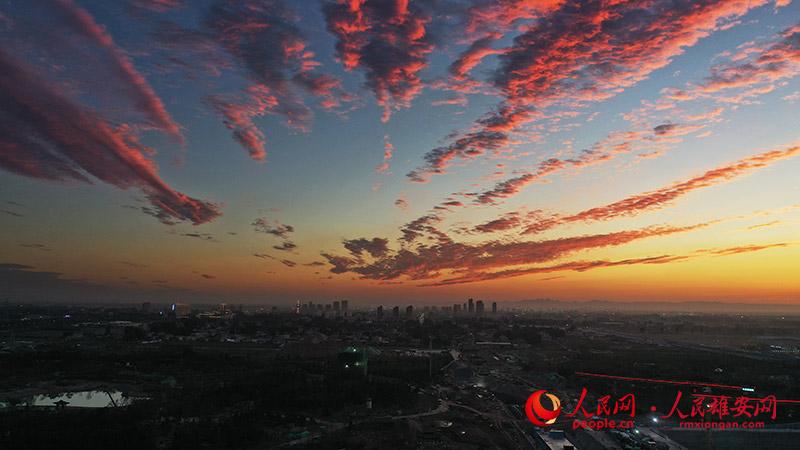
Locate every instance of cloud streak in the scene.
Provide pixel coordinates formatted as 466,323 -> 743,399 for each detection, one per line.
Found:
0,49 -> 220,225
524,143 -> 800,234
324,222 -> 712,282
53,0 -> 183,141
426,241 -> 793,286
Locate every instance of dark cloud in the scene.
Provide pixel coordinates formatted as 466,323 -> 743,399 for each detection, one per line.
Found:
701,24 -> 800,94
19,243 -> 52,252
119,261 -> 149,268
273,241 -> 297,252
253,217 -> 295,238
0,262 -> 106,302
395,196 -> 409,210
280,259 -> 296,267
343,237 -> 389,259
182,232 -> 217,241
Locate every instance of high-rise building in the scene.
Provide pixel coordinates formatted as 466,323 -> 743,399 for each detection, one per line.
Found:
453,304 -> 461,314
342,300 -> 349,314
377,305 -> 383,318
333,301 -> 340,315
406,305 -> 414,317
476,300 -> 484,315
172,302 -> 191,318
468,298 -> 474,314
492,302 -> 497,314
392,306 -> 400,318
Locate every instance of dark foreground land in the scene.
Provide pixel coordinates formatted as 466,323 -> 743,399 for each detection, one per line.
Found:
1,302 -> 799,449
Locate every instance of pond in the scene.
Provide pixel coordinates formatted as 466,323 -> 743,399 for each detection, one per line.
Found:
1,390 -> 138,408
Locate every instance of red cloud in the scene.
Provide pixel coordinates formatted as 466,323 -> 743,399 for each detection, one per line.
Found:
407,128 -> 511,182
448,33 -> 505,81
0,50 -> 219,225
411,0 -> 771,181
427,255 -> 693,286
53,0 -> 183,142
703,242 -> 790,256
156,0 -> 353,160
473,211 -> 521,233
464,0 -> 565,35
209,85 -> 276,161
375,135 -> 394,174
475,143 -> 634,204
323,0 -> 433,121
323,222 -> 712,281
524,142 -> 800,234
428,241 -> 794,285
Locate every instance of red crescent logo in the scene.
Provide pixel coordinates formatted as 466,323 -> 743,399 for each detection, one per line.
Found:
525,390 -> 562,427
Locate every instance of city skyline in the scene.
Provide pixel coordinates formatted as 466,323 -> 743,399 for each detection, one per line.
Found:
1,0 -> 799,304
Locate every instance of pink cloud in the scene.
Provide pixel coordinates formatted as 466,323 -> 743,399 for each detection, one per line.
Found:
53,0 -> 183,142
323,0 -> 434,121
410,0 -> 772,181
375,135 -> 394,174
0,50 -> 219,225
524,142 -> 800,234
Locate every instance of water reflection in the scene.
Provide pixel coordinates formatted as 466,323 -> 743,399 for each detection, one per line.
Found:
1,390 -> 138,408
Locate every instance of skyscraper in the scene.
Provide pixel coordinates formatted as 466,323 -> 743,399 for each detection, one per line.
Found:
392,306 -> 399,318
342,300 -> 348,315
406,305 -> 413,317
377,305 -> 383,318
468,298 -> 474,314
476,300 -> 484,315
492,302 -> 497,314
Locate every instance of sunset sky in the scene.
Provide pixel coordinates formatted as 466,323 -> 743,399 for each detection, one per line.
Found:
1,0 -> 798,305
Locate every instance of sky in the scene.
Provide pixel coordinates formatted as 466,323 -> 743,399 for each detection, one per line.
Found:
0,0 -> 798,305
